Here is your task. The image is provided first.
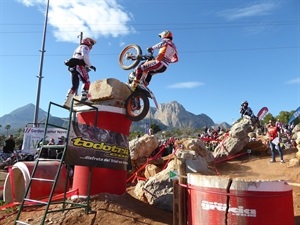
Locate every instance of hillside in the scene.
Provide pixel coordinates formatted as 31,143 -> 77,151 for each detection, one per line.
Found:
0,102 -> 230,135
0,104 -> 66,135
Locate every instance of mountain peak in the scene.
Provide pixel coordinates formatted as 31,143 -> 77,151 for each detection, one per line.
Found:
0,104 -> 48,134
10,103 -> 35,115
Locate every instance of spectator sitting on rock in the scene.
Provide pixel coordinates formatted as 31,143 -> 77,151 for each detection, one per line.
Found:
239,100 -> 260,127
240,101 -> 255,118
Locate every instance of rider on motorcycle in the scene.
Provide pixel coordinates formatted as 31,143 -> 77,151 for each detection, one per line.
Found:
130,30 -> 179,91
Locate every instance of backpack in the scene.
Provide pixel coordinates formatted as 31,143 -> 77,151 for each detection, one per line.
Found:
64,58 -> 86,67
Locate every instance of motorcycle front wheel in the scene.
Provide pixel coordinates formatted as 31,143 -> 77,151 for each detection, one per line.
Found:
125,91 -> 150,121
119,44 -> 142,70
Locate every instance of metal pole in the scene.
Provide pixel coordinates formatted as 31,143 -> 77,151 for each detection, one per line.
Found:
33,0 -> 50,126
78,32 -> 83,44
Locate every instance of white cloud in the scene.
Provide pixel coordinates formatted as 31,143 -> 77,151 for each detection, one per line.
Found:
17,0 -> 134,43
286,78 -> 300,85
167,82 -> 204,89
219,2 -> 279,21
17,0 -> 43,7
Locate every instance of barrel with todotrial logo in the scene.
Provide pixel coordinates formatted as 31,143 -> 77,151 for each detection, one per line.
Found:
187,174 -> 294,225
66,105 -> 132,198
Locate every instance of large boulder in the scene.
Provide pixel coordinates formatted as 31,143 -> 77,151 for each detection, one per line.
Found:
88,78 -> 131,106
174,138 -> 214,164
213,118 -> 254,158
142,160 -> 176,211
296,138 -> 300,161
129,134 -> 159,160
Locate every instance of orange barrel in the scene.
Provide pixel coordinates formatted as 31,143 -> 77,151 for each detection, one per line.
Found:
187,174 -> 294,225
70,105 -> 132,198
3,161 -> 68,203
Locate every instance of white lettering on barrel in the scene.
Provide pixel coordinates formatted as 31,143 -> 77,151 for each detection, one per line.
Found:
201,201 -> 256,217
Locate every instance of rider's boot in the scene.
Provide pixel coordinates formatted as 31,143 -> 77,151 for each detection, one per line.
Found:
130,79 -> 139,91
130,68 -> 142,91
143,80 -> 149,86
81,90 -> 93,104
63,89 -> 75,109
128,71 -> 136,84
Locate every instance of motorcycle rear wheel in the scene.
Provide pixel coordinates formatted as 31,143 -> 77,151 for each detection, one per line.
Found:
125,91 -> 150,121
119,44 -> 142,70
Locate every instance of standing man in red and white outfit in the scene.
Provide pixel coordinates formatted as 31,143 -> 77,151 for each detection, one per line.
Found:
267,119 -> 285,163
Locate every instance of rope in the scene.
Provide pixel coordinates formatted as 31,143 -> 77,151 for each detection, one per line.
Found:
0,189 -> 78,212
214,151 -> 248,164
127,138 -> 175,183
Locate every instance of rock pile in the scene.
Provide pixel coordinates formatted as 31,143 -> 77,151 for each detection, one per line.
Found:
128,117 -> 300,212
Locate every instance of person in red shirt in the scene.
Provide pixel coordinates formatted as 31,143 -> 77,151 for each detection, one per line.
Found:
267,120 -> 285,163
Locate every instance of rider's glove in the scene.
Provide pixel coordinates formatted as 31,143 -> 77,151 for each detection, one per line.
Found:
90,66 -> 96,72
147,47 -> 153,53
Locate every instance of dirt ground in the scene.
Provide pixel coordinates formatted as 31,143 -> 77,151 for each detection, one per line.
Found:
0,148 -> 299,225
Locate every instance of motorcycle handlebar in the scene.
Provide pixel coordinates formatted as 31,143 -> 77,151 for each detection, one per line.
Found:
141,52 -> 155,61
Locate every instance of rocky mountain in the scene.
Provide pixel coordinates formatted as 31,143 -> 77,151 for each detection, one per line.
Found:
0,102 -> 230,135
131,101 -> 216,131
0,104 -> 65,135
0,104 -> 46,130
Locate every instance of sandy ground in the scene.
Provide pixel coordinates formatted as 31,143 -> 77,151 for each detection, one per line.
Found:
0,148 -> 299,225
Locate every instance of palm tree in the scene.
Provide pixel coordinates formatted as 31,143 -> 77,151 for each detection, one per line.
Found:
4,124 -> 11,137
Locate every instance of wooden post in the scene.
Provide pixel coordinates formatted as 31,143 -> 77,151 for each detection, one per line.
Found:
178,157 -> 187,225
173,151 -> 187,225
173,179 -> 179,225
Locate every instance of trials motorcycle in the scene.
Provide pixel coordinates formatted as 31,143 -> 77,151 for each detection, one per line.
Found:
118,44 -> 159,121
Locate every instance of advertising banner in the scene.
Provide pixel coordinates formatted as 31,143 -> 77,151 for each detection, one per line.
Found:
288,106 -> 300,125
257,106 -> 268,121
65,121 -> 129,170
21,127 -> 67,154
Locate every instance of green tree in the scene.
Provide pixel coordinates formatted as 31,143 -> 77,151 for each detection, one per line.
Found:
173,128 -> 183,137
15,128 -> 24,149
150,123 -> 161,134
261,113 -> 273,126
129,131 -> 143,141
4,124 -> 11,137
276,111 -> 293,124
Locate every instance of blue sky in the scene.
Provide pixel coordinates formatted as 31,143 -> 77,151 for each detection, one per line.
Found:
0,0 -> 299,125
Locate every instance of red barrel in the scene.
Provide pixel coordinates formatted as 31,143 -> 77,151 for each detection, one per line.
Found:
3,161 -> 68,203
72,166 -> 127,197
187,174 -> 294,225
71,105 -> 132,198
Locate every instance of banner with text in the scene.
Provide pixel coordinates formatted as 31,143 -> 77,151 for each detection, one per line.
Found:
65,121 -> 129,170
21,127 -> 67,154
288,106 -> 300,125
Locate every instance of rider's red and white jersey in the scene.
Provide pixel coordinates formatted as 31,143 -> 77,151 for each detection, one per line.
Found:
73,45 -> 92,67
151,38 -> 178,66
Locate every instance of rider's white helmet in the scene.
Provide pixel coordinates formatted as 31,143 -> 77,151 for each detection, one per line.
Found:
81,37 -> 96,47
158,30 -> 173,39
